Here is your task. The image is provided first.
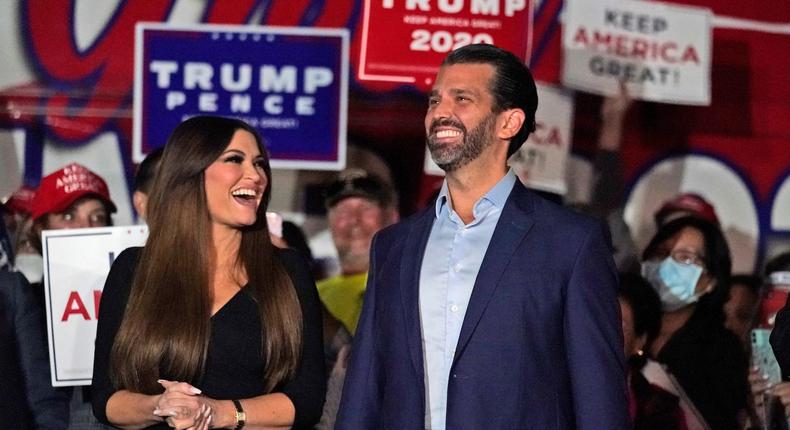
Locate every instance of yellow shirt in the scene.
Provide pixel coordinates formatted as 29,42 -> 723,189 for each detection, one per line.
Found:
316,272 -> 368,335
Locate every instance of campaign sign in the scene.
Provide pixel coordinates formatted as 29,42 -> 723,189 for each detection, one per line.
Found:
43,226 -> 148,386
134,24 -> 349,170
562,0 -> 712,105
508,83 -> 574,194
358,0 -> 534,89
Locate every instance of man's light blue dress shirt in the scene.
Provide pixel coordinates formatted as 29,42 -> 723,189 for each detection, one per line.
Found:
418,170 -> 516,430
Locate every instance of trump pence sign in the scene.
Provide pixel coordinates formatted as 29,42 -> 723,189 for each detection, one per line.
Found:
134,23 -> 349,170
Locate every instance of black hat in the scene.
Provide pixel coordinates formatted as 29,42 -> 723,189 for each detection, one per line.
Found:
324,169 -> 393,209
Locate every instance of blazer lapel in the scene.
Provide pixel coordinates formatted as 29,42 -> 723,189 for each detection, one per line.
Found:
452,182 -> 535,365
399,208 -> 435,378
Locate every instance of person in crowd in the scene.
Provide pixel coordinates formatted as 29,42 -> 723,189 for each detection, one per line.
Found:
319,169 -> 398,339
314,169 -> 397,429
753,252 -> 790,425
132,147 -> 164,222
585,84 -> 720,233
24,163 -> 116,290
567,84 -> 722,275
620,272 -> 708,429
337,44 -> 628,429
764,253 -> 790,334
654,193 -> 720,227
280,221 -> 314,263
91,115 -> 325,429
2,186 -> 35,253
724,274 -> 762,349
564,82 -> 640,273
24,163 -> 119,430
641,215 -> 747,429
2,186 -> 37,277
305,143 -> 398,279
3,185 -> 72,427
1,269 -> 71,428
30,164 -> 116,235
276,220 -> 323,281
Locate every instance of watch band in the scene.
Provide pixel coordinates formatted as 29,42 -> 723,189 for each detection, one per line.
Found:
232,399 -> 246,430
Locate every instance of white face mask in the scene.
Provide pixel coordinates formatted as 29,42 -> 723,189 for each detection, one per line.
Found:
14,253 -> 44,284
641,257 -> 704,312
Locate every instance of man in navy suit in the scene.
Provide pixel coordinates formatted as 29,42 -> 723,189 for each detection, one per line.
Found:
336,44 -> 629,429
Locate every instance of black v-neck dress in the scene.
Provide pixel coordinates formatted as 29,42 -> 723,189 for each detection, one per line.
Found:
91,247 -> 326,429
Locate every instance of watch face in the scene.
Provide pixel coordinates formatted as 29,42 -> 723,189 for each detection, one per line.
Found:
233,399 -> 246,428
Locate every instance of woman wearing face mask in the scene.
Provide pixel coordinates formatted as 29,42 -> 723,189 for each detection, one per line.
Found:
641,215 -> 748,429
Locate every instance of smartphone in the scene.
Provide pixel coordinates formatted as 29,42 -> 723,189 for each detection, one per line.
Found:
752,328 -> 782,384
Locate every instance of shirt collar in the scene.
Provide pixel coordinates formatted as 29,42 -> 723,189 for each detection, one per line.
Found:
434,169 -> 516,219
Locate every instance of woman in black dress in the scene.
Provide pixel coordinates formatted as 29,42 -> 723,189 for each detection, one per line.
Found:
91,116 -> 325,429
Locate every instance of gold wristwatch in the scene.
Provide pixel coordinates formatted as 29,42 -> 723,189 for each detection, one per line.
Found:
232,399 -> 246,429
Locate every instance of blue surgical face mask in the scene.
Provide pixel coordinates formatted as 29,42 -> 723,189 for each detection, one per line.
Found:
641,257 -> 704,312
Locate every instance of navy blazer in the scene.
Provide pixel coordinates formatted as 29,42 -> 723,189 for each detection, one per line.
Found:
336,181 -> 630,429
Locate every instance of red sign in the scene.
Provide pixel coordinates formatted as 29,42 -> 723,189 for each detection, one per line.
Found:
358,0 -> 534,89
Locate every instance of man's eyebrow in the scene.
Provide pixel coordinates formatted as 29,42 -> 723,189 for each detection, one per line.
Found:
449,88 -> 478,97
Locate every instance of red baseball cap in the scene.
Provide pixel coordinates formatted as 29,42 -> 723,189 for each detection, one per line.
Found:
654,193 -> 720,226
2,186 -> 36,215
30,163 -> 117,221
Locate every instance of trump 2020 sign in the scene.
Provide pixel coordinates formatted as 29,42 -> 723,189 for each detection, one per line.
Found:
134,23 -> 349,170
358,0 -> 533,90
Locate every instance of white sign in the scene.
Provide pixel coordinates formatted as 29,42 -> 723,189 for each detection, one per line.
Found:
43,226 -> 148,386
509,83 -> 575,194
562,0 -> 712,105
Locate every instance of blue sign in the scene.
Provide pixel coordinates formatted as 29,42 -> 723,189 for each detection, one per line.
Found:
133,23 -> 348,170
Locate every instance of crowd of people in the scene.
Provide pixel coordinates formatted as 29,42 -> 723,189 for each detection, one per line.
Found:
1,43 -> 790,430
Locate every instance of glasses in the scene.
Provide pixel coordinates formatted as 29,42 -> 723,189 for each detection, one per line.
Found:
669,249 -> 706,268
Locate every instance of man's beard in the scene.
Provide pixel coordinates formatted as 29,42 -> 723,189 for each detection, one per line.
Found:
426,113 -> 496,172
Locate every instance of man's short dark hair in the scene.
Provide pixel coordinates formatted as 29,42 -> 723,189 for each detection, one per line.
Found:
442,44 -> 538,157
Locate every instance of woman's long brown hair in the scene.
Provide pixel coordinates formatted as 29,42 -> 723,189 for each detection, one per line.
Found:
109,116 -> 302,394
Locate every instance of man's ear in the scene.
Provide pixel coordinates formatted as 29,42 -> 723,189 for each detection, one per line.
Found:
497,108 -> 526,140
